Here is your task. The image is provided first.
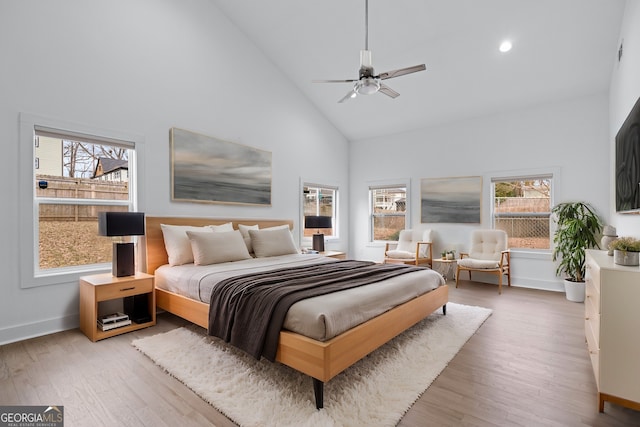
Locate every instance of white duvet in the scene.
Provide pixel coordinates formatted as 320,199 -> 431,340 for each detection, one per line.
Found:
155,254 -> 444,341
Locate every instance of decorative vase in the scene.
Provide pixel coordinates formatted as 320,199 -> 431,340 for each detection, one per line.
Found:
601,235 -> 618,256
446,253 -> 454,260
613,250 -> 639,266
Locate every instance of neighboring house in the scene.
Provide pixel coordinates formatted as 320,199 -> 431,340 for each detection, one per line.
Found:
93,158 -> 129,182
34,135 -> 63,176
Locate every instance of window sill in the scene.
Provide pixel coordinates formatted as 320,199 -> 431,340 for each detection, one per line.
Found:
508,249 -> 552,261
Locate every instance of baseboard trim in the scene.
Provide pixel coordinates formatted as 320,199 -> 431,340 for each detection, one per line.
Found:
0,314 -> 79,345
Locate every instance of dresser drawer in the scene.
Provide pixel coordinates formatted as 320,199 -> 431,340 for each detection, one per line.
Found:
95,278 -> 153,301
585,258 -> 600,292
585,280 -> 600,315
585,303 -> 600,343
585,318 -> 600,386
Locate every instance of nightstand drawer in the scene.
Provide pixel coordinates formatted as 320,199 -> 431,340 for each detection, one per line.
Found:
95,278 -> 153,301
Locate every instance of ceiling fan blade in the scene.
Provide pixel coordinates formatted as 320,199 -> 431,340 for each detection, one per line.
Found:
378,83 -> 399,99
313,79 -> 357,83
338,89 -> 357,103
377,64 -> 426,80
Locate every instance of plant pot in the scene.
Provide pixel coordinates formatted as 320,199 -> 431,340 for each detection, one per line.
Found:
564,279 -> 585,303
613,250 -> 639,266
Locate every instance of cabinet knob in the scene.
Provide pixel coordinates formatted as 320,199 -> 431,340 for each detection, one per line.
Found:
120,286 -> 135,292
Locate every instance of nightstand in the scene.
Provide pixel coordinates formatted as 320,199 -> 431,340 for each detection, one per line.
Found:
321,251 -> 347,260
79,272 -> 156,342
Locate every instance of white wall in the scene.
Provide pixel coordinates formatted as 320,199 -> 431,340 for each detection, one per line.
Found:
349,92 -> 611,291
610,0 -> 640,237
0,0 -> 349,344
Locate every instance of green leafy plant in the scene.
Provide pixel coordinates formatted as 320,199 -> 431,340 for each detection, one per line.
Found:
609,236 -> 640,252
552,202 -> 603,282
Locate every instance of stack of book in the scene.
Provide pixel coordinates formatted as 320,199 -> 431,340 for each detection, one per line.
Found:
98,312 -> 131,331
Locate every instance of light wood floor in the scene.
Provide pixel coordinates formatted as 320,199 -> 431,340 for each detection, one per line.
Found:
2,280 -> 640,426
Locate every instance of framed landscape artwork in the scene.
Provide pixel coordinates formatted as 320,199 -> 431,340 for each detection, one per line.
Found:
170,128 -> 272,205
421,176 -> 482,223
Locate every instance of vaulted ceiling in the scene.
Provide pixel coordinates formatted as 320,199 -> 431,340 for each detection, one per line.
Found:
211,0 -> 626,141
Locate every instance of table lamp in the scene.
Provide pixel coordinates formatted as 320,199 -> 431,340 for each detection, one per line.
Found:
304,215 -> 332,252
98,211 -> 145,277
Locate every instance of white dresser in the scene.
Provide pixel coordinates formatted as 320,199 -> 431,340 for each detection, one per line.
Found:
585,250 -> 640,412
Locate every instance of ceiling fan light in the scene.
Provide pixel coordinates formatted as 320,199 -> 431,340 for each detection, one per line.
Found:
356,77 -> 380,95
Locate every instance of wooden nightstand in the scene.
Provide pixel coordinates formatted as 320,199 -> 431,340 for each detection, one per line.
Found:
321,251 -> 346,260
79,272 -> 156,342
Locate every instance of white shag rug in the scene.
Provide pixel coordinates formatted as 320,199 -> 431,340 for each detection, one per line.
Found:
132,302 -> 491,427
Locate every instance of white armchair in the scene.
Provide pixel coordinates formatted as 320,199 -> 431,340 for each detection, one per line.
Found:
384,229 -> 433,268
456,229 -> 510,294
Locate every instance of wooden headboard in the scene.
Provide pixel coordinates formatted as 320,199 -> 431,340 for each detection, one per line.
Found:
143,216 -> 294,275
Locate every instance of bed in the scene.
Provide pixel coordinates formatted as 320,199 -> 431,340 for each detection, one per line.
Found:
143,216 -> 449,408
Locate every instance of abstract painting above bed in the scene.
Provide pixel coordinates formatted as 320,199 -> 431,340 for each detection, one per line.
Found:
170,127 -> 272,206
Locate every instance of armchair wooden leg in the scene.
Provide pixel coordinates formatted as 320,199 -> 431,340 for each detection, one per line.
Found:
455,266 -> 461,288
498,273 -> 502,295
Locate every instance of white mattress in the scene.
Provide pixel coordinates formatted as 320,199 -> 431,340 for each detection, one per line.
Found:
155,254 -> 444,341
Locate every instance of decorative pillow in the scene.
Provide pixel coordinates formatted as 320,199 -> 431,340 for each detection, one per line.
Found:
238,224 -> 259,253
263,224 -> 290,231
161,224 -> 214,266
207,222 -> 234,232
248,227 -> 299,258
186,230 -> 251,265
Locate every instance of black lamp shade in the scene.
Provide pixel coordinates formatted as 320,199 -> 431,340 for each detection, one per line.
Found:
98,212 -> 145,237
304,215 -> 332,230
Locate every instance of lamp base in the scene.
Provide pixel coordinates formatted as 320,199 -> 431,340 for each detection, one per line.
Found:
312,233 -> 325,252
113,242 -> 135,277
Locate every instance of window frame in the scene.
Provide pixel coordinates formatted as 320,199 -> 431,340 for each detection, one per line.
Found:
19,113 -> 145,288
489,169 -> 557,253
368,179 -> 411,243
300,180 -> 339,245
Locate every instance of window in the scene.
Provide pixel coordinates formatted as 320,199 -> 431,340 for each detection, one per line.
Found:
370,184 -> 407,241
302,184 -> 337,238
492,176 -> 552,250
19,113 -> 144,288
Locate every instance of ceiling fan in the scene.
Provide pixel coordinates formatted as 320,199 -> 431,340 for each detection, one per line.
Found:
313,0 -> 426,103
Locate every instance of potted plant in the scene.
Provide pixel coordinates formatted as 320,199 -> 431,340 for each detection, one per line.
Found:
609,237 -> 640,266
552,201 -> 603,302
441,249 -> 455,260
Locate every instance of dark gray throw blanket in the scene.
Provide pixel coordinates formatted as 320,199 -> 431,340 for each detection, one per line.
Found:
208,260 -> 425,361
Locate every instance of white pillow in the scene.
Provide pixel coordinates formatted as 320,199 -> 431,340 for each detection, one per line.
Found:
161,224 -> 214,266
207,222 -> 234,232
186,230 -> 251,265
249,227 -> 299,258
238,224 -> 259,253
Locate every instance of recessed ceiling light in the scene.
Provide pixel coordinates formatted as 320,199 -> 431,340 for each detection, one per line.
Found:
499,40 -> 512,53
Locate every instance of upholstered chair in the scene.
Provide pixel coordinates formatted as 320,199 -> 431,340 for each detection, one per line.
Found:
456,229 -> 510,294
384,229 -> 433,268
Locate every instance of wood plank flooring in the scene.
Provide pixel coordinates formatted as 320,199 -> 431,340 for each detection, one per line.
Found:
2,280 -> 640,426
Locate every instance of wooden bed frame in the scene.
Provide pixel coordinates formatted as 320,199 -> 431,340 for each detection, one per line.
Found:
143,216 -> 449,408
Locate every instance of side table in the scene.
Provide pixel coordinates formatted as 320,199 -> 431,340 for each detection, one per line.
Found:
432,258 -> 457,282
321,251 -> 346,260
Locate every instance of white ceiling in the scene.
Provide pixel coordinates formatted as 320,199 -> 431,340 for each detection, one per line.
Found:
211,0 -> 626,141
